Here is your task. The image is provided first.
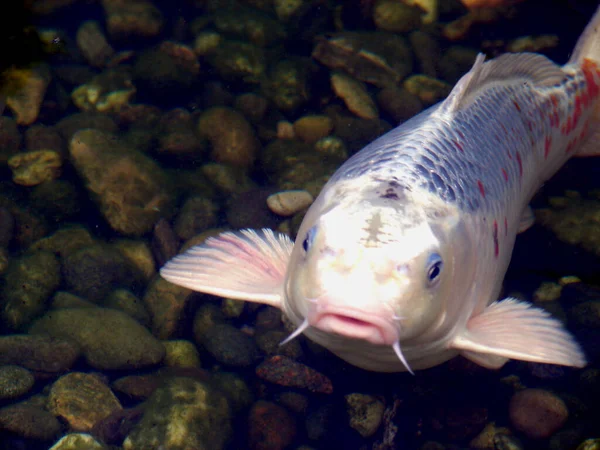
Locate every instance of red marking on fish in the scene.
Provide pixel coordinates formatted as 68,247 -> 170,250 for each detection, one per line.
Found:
544,136 -> 552,159
513,100 -> 521,112
501,168 -> 508,181
477,180 -> 485,197
516,151 -> 523,178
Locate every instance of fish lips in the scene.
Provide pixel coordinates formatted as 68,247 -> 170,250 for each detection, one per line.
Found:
307,306 -> 400,346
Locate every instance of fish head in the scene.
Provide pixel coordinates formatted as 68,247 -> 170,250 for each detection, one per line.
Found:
283,182 -> 473,371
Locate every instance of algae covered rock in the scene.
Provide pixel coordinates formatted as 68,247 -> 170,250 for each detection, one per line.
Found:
0,334 -> 80,374
69,129 -> 174,236
123,376 -> 232,450
1,250 -> 61,330
49,433 -> 108,450
197,107 -> 260,168
0,365 -> 35,399
144,276 -> 192,339
48,372 -> 122,432
62,243 -> 138,302
345,393 -> 385,437
72,68 -> 136,113
29,307 -> 165,370
8,150 -> 62,186
103,0 -> 164,41
0,403 -> 61,441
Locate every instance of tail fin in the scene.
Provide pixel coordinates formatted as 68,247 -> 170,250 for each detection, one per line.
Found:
571,6 -> 600,157
569,5 -> 600,65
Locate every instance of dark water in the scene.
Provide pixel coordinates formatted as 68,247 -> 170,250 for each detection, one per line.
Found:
0,0 -> 599,449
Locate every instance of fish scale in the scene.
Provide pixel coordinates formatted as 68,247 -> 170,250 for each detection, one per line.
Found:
161,7 -> 600,373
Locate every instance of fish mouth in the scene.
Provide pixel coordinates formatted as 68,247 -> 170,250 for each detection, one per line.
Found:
309,308 -> 399,346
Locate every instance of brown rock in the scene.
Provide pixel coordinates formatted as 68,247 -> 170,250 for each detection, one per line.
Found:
48,372 -> 122,432
248,400 -> 296,450
256,355 -> 333,394
197,107 -> 260,167
143,276 -> 192,339
0,404 -> 61,440
0,335 -> 80,375
509,388 -> 568,439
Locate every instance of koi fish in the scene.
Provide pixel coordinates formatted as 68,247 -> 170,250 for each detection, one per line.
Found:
160,7 -> 600,373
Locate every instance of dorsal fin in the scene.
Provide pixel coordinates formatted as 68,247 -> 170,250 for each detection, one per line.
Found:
440,52 -> 566,114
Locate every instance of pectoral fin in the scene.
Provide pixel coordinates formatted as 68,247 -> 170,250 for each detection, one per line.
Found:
160,228 -> 294,308
450,298 -> 586,369
518,205 -> 534,233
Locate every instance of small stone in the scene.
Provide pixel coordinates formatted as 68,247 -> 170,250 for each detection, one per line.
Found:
0,334 -> 80,374
103,0 -> 164,41
212,372 -> 254,414
0,365 -> 35,399
509,389 -> 568,439
293,115 -> 333,143
221,298 -> 246,318
248,400 -> 296,450
331,71 -> 379,120
163,340 -> 201,368
48,372 -> 122,432
30,308 -> 165,370
345,393 -> 385,438
373,0 -> 422,33
403,74 -> 452,105
1,250 -> 61,330
144,276 -> 192,340
76,20 -> 115,68
173,196 -> 219,241
533,281 -> 562,303
193,31 -> 222,56
49,433 -> 109,449
5,65 -> 52,125
577,439 -> 600,450
201,324 -> 260,367
256,355 -> 333,393
122,377 -> 232,450
267,190 -> 314,216
377,85 -> 423,124
197,107 -> 260,168
0,404 -> 61,441
8,150 -> 62,186
102,289 -> 151,327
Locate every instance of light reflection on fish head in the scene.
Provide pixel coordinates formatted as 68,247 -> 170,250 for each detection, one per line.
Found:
285,196 -> 461,349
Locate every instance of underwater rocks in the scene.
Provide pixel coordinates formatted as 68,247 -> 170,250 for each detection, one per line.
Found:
248,400 -> 297,450
102,0 -> 164,41
30,307 -> 165,370
256,355 -> 333,394
197,106 -> 260,168
8,149 -> 62,186
71,68 -> 136,113
0,365 -> 35,400
1,250 -> 61,330
312,31 -> 413,88
122,376 -> 232,450
4,64 -> 52,125
0,334 -> 80,375
69,129 -> 174,236
48,372 -> 122,432
508,388 -> 569,439
0,404 -> 62,441
345,393 -> 385,438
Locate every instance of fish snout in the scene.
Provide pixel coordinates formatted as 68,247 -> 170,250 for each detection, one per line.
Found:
308,306 -> 400,346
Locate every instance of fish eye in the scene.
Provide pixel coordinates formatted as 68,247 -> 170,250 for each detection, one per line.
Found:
426,253 -> 443,285
302,226 -> 316,253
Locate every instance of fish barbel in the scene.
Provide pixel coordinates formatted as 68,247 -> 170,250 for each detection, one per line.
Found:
161,7 -> 600,373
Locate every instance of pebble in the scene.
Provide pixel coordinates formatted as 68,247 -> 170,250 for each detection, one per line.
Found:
8,150 -> 62,186
201,323 -> 260,367
50,433 -> 108,450
345,393 -> 385,437
508,388 -> 568,439
255,355 -> 333,394
0,365 -> 35,399
331,71 -> 379,120
0,404 -> 61,441
267,190 -> 314,216
248,400 -> 297,450
293,115 -> 334,143
30,308 -> 165,370
49,372 -> 122,432
0,334 -> 80,374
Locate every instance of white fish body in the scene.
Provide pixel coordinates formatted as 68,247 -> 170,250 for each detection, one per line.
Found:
161,8 -> 600,373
